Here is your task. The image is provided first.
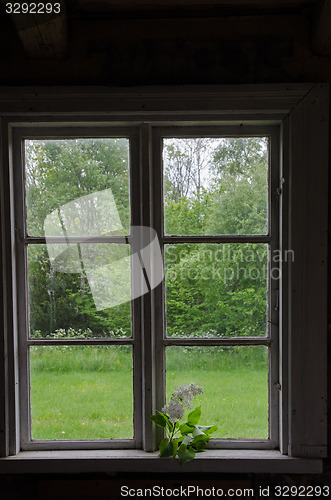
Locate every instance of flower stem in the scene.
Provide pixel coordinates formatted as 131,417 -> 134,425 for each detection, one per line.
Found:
170,422 -> 177,441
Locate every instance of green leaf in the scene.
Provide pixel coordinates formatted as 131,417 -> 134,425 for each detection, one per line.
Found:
192,444 -> 206,452
172,439 -> 179,458
159,438 -> 174,457
177,443 -> 196,466
150,413 -> 168,428
192,433 -> 210,444
192,441 -> 208,452
158,412 -> 173,433
179,422 -> 194,435
183,434 -> 193,446
187,406 -> 201,426
191,433 -> 210,452
192,425 -> 205,437
197,425 -> 218,435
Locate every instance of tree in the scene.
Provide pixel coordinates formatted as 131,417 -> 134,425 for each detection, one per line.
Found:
164,137 -> 269,338
206,137 -> 268,235
26,138 -> 131,338
27,135 -> 269,339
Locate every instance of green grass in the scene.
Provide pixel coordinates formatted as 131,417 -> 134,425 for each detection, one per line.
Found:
30,346 -> 268,440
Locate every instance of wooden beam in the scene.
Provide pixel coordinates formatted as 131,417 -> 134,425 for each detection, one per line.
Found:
1,1 -> 68,59
312,0 -> 331,55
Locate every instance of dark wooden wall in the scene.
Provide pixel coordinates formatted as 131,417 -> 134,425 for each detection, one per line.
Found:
0,4 -> 330,498
1,11 -> 331,85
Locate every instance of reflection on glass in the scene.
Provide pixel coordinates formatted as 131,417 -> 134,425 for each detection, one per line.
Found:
165,243 -> 268,338
44,188 -> 125,239
25,138 -> 130,236
166,346 -> 268,439
28,245 -> 132,339
163,137 -> 268,235
30,346 -> 133,440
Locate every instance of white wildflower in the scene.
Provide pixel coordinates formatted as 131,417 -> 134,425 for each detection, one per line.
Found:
173,383 -> 203,409
162,396 -> 185,423
189,383 -> 203,396
162,383 -> 204,423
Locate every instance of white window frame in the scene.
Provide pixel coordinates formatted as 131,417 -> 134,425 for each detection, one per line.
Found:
0,84 -> 328,474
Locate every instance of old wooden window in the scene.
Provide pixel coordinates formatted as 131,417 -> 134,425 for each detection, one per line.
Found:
10,124 -> 279,452
0,85 -> 327,472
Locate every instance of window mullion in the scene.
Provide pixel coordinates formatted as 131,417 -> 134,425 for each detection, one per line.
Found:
12,130 -> 29,452
151,128 -> 166,450
139,124 -> 160,452
268,128 -> 280,450
279,118 -> 289,455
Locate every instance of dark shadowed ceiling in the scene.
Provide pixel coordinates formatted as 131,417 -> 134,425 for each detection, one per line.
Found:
1,0 -> 330,62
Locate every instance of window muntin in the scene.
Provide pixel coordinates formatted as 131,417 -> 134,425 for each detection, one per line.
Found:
14,124 -> 278,450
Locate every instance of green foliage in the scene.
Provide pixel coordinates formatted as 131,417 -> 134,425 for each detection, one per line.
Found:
187,406 -> 201,426
159,438 -> 176,458
30,344 -> 132,373
152,405 -> 217,465
26,138 -> 130,236
163,136 -> 269,339
30,348 -> 268,440
150,413 -> 168,428
26,139 -> 131,338
165,243 -> 267,337
166,345 -> 268,372
177,444 -> 195,465
150,384 -> 217,465
27,136 -> 270,344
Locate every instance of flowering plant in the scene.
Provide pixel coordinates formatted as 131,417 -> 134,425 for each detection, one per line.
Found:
150,383 -> 217,465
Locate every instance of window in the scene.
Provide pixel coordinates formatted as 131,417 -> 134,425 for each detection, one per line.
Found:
13,125 -> 278,451
0,85 -> 328,472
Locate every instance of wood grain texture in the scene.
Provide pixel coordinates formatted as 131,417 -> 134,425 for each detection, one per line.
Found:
1,1 -> 68,59
287,83 -> 329,458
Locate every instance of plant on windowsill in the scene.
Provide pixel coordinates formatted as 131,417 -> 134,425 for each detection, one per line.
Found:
150,383 -> 218,465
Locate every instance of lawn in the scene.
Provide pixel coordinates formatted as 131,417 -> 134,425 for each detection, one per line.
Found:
30,345 -> 268,440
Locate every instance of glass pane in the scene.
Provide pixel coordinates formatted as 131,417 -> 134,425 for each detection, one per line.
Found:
28,244 -> 131,339
166,346 -> 268,439
163,137 -> 268,235
30,346 -> 133,440
165,243 -> 268,338
25,138 -> 130,237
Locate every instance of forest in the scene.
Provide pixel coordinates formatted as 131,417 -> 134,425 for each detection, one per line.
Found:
26,134 -> 269,340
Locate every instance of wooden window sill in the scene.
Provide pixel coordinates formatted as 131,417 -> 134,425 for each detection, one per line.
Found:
0,449 -> 323,474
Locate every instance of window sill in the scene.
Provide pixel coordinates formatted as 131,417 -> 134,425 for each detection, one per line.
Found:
0,450 -> 323,474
